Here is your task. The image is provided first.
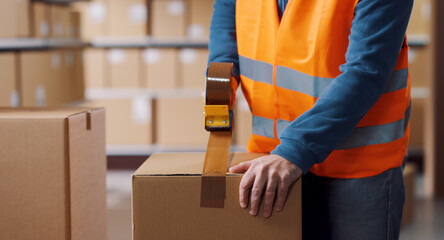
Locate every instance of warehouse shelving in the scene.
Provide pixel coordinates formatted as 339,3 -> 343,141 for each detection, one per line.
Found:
106,144 -> 247,156
0,38 -> 88,50
90,37 -> 209,49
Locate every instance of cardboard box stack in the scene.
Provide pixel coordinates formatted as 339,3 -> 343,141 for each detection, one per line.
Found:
0,0 -> 30,38
0,53 -> 19,107
0,107 -> 107,240
132,152 -> 302,240
76,0 -> 213,147
19,50 -> 85,107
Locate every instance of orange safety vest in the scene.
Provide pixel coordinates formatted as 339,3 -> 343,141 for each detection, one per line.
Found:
236,0 -> 411,178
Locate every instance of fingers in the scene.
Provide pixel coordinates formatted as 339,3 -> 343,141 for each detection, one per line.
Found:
274,181 -> 290,212
239,170 -> 255,208
229,160 -> 252,173
262,177 -> 278,218
249,172 -> 267,216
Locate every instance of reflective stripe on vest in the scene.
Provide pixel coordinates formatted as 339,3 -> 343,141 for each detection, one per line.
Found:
252,103 -> 410,150
240,55 -> 409,97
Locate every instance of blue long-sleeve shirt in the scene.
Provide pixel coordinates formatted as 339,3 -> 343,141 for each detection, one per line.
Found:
208,0 -> 413,174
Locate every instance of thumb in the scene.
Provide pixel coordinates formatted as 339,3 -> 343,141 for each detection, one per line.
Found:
229,161 -> 253,173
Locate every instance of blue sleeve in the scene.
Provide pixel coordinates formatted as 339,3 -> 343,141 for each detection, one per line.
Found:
271,0 -> 413,174
207,0 -> 240,78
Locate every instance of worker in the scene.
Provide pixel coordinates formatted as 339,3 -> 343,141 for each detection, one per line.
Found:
208,0 -> 413,239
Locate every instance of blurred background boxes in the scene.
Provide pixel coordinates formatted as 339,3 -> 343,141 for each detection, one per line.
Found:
141,48 -> 179,89
150,0 -> 187,38
107,49 -> 141,88
153,92 -> 209,145
0,53 -> 18,107
179,48 -> 209,89
107,0 -> 148,37
0,0 -> 30,38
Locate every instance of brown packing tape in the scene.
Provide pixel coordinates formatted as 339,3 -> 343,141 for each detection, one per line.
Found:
200,62 -> 236,208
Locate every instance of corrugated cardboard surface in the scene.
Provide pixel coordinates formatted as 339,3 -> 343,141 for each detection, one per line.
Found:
154,94 -> 209,145
68,108 -> 107,240
141,48 -> 178,89
179,48 -> 209,89
0,53 -> 18,107
133,152 -> 302,240
107,0 -> 148,37
0,107 -> 106,240
107,49 -> 141,88
150,0 -> 187,37
0,0 -> 30,37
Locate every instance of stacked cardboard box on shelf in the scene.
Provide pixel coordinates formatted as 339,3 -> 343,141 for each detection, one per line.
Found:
407,0 -> 432,35
0,107 -> 107,240
141,48 -> 179,89
0,0 -> 30,38
30,1 -> 82,39
19,50 -> 85,107
84,91 -> 153,145
73,0 -> 148,39
132,152 -> 302,239
0,53 -> 19,107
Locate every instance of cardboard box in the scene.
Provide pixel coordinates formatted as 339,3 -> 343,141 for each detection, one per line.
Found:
107,0 -> 148,37
153,92 -> 209,145
107,49 -> 141,89
64,50 -> 78,102
0,53 -> 19,107
72,0 -> 108,40
50,4 -> 71,38
409,99 -> 424,148
19,51 -> 51,107
150,0 -> 187,37
234,97 -> 252,146
407,0 -> 431,35
179,48 -> 209,89
31,1 -> 50,38
402,163 -> 417,227
84,48 -> 107,89
73,50 -> 85,100
0,107 -> 106,240
132,152 -> 302,240
0,0 -> 30,38
141,48 -> 178,89
187,0 -> 213,40
69,11 -> 81,38
85,94 -> 153,145
409,46 -> 432,88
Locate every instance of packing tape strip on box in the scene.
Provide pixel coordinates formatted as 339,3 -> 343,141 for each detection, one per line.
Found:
201,63 -> 236,208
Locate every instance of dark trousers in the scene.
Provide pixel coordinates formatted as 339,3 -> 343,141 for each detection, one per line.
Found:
302,166 -> 405,240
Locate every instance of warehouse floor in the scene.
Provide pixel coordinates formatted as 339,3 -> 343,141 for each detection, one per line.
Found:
106,170 -> 444,240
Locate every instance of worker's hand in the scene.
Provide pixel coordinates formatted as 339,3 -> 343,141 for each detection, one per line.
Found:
229,154 -> 303,218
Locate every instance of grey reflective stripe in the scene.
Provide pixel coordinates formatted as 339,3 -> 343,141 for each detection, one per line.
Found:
384,68 -> 408,93
275,65 -> 408,97
276,65 -> 333,97
277,119 -> 291,138
239,55 -> 273,85
252,115 -> 275,138
337,104 -> 411,150
252,104 -> 411,149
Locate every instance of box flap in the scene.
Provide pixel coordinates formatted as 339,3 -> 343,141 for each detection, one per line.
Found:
134,152 -> 267,176
0,107 -> 102,119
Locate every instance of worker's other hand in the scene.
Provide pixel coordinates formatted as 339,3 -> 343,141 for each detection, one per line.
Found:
229,154 -> 303,218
